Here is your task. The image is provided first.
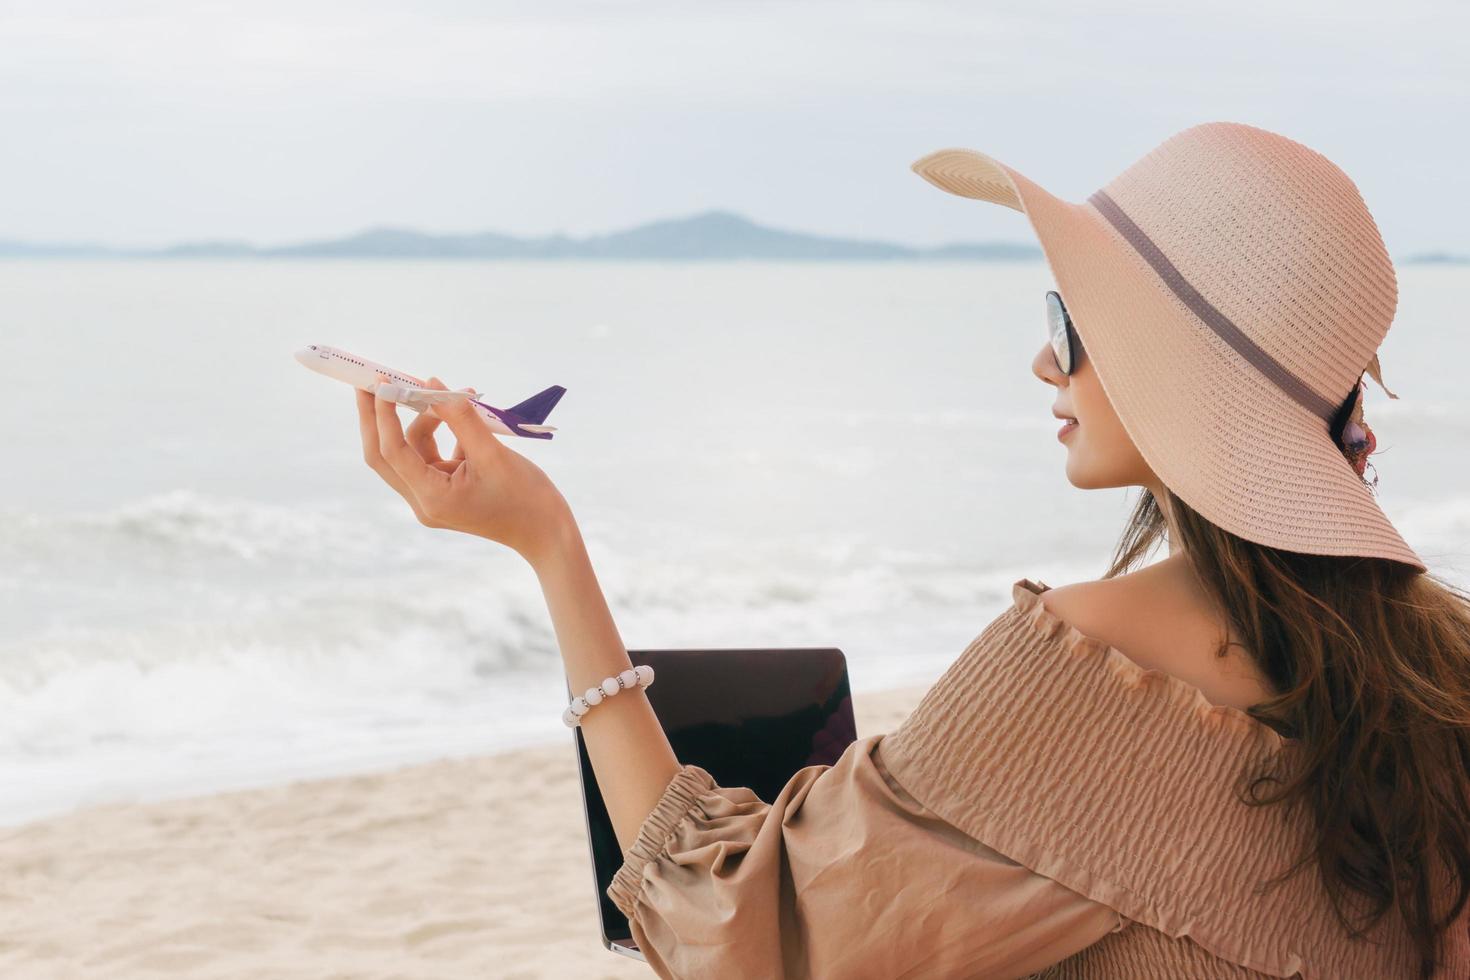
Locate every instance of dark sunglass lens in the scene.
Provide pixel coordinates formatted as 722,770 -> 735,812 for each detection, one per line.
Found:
1045,291 -> 1072,374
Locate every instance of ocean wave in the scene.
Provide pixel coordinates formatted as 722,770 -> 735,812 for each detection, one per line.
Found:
0,487 -> 1031,824
0,488 -> 403,567
1,489 -> 1015,693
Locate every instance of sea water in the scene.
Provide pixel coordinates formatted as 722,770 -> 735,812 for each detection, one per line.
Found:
2,260 -> 1466,826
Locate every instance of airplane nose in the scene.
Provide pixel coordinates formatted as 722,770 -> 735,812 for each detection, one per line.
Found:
293,346 -> 323,368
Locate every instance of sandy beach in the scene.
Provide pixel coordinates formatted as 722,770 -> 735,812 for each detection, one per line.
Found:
2,683 -> 931,979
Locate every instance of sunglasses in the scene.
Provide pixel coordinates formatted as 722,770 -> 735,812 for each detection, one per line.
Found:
1046,290 -> 1085,375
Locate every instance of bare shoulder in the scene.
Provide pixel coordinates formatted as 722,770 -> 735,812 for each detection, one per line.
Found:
1037,576 -> 1143,659
1037,560 -> 1275,710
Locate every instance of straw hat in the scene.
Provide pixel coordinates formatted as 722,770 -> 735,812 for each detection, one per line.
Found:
913,122 -> 1426,573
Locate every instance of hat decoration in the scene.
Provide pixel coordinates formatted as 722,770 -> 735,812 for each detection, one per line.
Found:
1338,353 -> 1400,490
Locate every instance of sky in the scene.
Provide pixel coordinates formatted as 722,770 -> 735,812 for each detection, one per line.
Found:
1,0 -> 1465,254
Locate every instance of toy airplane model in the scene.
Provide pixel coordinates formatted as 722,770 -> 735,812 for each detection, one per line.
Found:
294,344 -> 565,440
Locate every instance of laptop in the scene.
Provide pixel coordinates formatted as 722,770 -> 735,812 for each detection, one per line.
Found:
570,646 -> 857,962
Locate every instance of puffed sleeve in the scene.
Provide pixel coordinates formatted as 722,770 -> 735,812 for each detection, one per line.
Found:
606,733 -> 1125,980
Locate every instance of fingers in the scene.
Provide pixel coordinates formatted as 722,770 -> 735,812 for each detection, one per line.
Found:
446,380 -> 473,462
373,374 -> 450,501
431,382 -> 500,460
407,377 -> 478,466
357,386 -> 429,509
426,376 -> 473,419
405,378 -> 448,465
357,387 -> 394,472
405,416 -> 445,464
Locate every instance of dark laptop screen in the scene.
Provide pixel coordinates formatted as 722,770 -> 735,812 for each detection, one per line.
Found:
572,647 -> 856,954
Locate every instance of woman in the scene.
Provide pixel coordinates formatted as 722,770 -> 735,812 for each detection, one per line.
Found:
353,122 -> 1470,978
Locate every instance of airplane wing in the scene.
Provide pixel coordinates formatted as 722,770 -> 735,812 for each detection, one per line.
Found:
373,383 -> 475,411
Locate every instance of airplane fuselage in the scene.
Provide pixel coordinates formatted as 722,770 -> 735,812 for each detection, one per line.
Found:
294,344 -> 550,439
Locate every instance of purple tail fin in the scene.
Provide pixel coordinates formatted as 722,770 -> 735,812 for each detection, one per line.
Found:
507,385 -> 566,425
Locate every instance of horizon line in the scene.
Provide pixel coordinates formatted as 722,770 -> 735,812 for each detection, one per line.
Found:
0,208 -> 1463,264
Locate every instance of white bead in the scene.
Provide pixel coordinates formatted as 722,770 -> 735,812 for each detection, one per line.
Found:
600,676 -> 621,698
619,668 -> 638,689
569,698 -> 590,717
584,686 -> 604,706
633,664 -> 654,687
563,707 -> 578,727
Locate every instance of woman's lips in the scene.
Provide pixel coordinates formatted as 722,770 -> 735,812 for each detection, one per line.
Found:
1058,418 -> 1079,441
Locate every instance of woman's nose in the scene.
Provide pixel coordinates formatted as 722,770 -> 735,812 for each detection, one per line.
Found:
1033,341 -> 1066,386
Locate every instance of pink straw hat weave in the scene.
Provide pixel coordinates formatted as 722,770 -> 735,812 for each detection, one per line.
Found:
913,122 -> 1426,573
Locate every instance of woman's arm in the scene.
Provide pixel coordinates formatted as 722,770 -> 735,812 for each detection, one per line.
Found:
530,517 -> 682,852
354,374 -> 680,853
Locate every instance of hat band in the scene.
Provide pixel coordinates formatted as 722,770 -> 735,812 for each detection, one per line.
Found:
1086,189 -> 1337,422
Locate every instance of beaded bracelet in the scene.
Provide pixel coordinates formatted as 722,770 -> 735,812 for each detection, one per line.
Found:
563,664 -> 655,728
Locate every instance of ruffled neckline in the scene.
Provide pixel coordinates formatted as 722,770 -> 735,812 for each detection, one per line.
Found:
877,576 -> 1436,978
1012,577 -> 1298,753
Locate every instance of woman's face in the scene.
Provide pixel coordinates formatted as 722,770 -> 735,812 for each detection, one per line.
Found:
1032,313 -> 1158,491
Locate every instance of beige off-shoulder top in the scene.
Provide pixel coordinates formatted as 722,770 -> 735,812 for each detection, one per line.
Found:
608,578 -> 1469,979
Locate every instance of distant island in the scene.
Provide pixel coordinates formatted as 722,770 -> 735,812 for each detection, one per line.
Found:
1400,251 -> 1470,265
0,210 -> 1038,261
0,210 -> 1459,263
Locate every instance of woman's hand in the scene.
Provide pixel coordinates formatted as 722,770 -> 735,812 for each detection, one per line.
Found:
356,373 -> 574,567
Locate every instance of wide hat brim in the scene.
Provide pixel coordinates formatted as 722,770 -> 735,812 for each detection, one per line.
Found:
913,147 -> 1425,572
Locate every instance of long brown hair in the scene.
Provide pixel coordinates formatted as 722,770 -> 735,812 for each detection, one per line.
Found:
1103,487 -> 1470,978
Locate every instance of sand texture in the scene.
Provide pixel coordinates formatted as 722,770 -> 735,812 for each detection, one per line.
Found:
2,684 -> 932,979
